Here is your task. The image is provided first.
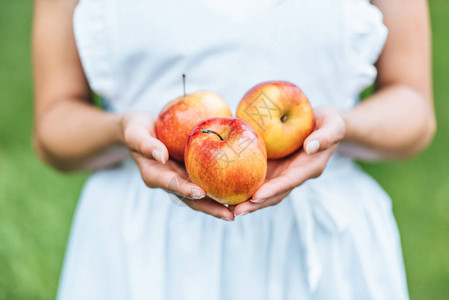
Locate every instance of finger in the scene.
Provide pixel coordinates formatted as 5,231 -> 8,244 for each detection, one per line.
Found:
166,159 -> 189,177
234,189 -> 291,216
180,196 -> 235,221
127,125 -> 169,164
303,115 -> 345,155
251,149 -> 332,201
135,154 -> 206,199
251,175 -> 295,202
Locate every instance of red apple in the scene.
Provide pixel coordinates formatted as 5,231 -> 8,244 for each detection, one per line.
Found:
236,81 -> 315,159
185,117 -> 267,205
155,91 -> 232,161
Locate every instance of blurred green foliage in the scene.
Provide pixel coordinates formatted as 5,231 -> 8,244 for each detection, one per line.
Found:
0,0 -> 448,299
0,1 -> 87,299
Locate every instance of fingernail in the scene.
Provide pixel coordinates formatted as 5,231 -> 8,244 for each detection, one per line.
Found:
306,140 -> 320,154
250,198 -> 266,203
152,149 -> 165,164
221,217 -> 233,221
236,211 -> 248,217
190,187 -> 205,199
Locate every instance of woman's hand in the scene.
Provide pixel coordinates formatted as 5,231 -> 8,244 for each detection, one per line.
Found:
120,111 -> 235,221
232,106 -> 346,216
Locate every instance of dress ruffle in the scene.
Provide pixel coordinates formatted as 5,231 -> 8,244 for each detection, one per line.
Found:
73,0 -> 117,106
344,0 -> 388,103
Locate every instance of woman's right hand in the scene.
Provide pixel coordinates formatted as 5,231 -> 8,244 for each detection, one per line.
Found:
120,111 -> 235,221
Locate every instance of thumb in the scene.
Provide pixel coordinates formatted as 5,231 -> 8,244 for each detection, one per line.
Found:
139,136 -> 169,164
303,118 -> 344,155
127,126 -> 169,164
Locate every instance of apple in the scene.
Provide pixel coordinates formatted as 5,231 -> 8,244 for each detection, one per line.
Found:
185,117 -> 267,205
236,81 -> 315,159
155,90 -> 232,161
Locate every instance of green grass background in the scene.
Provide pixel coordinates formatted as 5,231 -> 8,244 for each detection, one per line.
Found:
0,1 -> 448,299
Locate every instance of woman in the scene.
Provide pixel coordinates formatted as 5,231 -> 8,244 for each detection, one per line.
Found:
33,0 -> 435,299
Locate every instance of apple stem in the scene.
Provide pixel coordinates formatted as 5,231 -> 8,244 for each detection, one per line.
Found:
201,129 -> 224,141
182,74 -> 186,97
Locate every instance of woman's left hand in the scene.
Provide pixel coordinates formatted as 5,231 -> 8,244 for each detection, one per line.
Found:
232,106 -> 346,216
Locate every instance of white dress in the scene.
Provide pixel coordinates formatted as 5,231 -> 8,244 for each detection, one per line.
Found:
58,0 -> 409,299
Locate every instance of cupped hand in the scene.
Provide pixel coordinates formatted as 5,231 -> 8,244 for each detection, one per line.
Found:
232,106 -> 346,216
120,111 -> 235,221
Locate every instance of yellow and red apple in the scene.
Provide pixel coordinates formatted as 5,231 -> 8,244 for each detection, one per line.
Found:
236,81 -> 315,159
155,91 -> 232,161
185,117 -> 267,205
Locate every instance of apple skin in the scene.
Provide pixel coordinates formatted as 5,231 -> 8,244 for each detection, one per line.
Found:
185,117 -> 267,205
236,81 -> 315,159
155,91 -> 232,161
